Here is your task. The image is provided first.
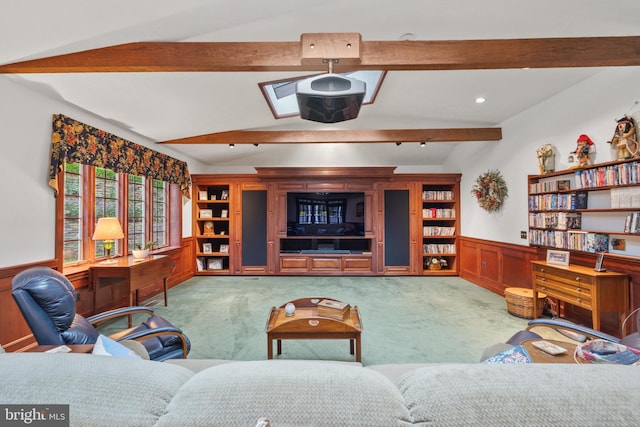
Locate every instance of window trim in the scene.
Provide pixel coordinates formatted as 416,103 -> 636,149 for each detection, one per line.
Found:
56,163 -> 180,270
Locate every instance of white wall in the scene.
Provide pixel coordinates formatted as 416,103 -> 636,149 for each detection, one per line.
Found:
0,76 -> 200,268
2,67 -> 638,268
448,67 -> 640,245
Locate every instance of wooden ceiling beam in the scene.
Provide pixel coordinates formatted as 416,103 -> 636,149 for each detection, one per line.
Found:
1,36 -> 639,74
157,128 -> 502,145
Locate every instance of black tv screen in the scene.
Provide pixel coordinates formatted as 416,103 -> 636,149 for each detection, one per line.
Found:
286,192 -> 365,237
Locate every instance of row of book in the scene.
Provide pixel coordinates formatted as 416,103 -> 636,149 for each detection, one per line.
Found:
422,208 -> 455,219
531,162 -> 640,194
529,179 -> 572,194
610,187 -> 640,208
528,192 -> 588,211
623,213 -> 640,234
423,226 -> 455,236
422,243 -> 456,254
574,161 -> 640,189
528,212 -> 582,230
529,229 -> 609,252
422,190 -> 454,201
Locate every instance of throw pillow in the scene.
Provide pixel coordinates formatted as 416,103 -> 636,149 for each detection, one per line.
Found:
92,334 -> 142,360
482,344 -> 532,364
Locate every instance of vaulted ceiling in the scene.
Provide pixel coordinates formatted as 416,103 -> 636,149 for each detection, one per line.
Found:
2,1 -> 639,169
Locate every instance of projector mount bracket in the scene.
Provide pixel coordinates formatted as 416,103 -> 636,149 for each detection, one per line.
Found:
300,33 -> 362,68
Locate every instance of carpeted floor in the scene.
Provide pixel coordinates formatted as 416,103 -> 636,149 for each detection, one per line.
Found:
103,275 -> 531,365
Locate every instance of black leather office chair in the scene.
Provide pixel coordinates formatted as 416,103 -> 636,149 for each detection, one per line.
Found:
12,266 -> 190,361
522,313 -> 640,350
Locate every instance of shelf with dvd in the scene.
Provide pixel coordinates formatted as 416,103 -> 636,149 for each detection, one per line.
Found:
421,181 -> 460,275
528,158 -> 640,259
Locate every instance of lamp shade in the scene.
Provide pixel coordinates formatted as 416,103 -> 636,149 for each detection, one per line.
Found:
92,217 -> 124,240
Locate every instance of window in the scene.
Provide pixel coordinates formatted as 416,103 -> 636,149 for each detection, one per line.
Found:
151,179 -> 167,247
61,163 -> 173,265
62,163 -> 83,263
95,167 -> 120,258
128,174 -> 146,250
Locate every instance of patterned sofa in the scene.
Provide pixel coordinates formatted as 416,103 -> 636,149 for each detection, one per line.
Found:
1,352 -> 639,426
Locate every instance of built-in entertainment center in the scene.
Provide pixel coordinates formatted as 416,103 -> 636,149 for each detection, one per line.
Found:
192,167 -> 460,276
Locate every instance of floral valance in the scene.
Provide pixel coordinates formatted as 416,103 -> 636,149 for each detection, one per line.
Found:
49,114 -> 191,198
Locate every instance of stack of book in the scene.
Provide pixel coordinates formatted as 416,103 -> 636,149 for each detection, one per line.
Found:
317,299 -> 350,320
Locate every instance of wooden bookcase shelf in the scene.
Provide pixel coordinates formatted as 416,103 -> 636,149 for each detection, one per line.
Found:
193,183 -> 231,274
528,158 -> 640,259
421,182 -> 460,276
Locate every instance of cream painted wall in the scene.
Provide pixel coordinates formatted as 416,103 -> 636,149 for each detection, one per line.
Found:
1,67 -> 638,268
447,67 -> 640,246
0,76 -> 201,268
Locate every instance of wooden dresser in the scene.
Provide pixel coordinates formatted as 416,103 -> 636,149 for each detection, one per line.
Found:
531,260 -> 629,331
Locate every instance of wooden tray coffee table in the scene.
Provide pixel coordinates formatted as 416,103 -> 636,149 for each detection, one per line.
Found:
266,297 -> 362,362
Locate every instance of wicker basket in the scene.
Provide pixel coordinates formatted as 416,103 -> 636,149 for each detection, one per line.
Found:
504,287 -> 547,319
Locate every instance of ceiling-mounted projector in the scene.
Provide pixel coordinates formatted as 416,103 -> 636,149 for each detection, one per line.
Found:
296,74 -> 366,123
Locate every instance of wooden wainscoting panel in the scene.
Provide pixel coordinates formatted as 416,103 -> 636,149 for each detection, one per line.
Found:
0,260 -> 58,351
460,237 -> 537,296
502,247 -> 535,289
460,239 -> 479,277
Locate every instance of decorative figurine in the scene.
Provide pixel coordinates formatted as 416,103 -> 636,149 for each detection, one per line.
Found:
536,144 -> 555,174
607,116 -> 638,160
284,303 -> 296,316
571,134 -> 595,168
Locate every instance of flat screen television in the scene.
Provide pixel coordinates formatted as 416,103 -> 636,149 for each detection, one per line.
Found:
286,192 -> 365,237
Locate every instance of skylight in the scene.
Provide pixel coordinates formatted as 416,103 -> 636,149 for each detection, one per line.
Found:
259,70 -> 386,119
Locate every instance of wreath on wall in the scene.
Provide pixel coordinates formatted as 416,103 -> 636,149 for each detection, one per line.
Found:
471,169 -> 508,212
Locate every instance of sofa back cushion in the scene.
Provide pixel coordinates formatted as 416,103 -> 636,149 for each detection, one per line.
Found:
156,360 -> 411,427
0,353 -> 193,427
398,363 -> 640,426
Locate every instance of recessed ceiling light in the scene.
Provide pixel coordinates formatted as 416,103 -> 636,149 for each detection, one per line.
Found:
474,97 -> 486,104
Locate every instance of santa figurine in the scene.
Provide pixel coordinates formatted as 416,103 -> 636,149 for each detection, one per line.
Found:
571,134 -> 595,168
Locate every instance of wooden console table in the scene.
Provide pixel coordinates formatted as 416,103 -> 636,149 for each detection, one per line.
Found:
531,261 -> 629,331
89,255 -> 172,313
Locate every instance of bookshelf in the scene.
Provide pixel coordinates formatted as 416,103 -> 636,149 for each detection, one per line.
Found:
421,180 -> 460,275
528,158 -> 640,259
194,182 -> 231,274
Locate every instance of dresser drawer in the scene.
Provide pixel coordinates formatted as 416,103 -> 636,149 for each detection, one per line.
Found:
534,277 -> 592,309
533,264 -> 594,286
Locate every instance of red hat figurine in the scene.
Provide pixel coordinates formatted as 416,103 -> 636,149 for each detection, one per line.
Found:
572,134 -> 594,168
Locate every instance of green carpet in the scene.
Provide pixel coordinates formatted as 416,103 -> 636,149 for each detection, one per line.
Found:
106,276 -> 530,365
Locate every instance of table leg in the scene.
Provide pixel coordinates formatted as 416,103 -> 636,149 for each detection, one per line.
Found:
350,339 -> 354,355
355,336 -> 361,363
163,278 -> 168,306
267,335 -> 273,359
277,339 -> 282,355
